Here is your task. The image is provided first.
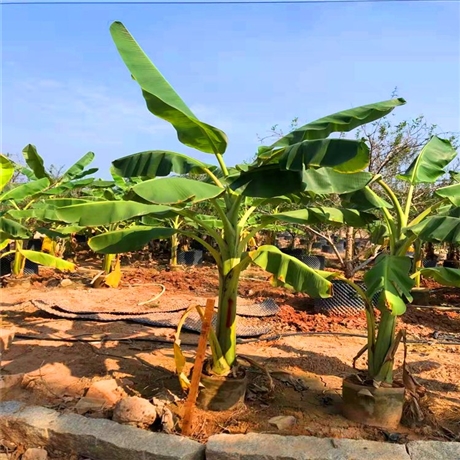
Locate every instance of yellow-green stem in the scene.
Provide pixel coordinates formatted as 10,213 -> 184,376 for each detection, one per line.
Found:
216,266 -> 241,367
377,178 -> 405,232
12,240 -> 25,276
102,253 -> 115,274
404,184 -> 415,224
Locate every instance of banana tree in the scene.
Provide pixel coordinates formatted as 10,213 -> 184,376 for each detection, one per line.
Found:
0,147 -> 96,275
341,136 -> 460,386
75,21 -> 406,376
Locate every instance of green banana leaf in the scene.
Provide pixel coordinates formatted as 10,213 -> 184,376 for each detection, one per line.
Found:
89,180 -> 117,188
0,155 -> 15,192
0,233 -> 12,250
7,207 -> 60,222
251,138 -> 370,173
18,166 -> 36,181
229,167 -> 304,198
188,213 -> 225,229
46,198 -> 94,207
302,168 -> 373,194
407,216 -> 460,244
109,21 -> 228,155
397,136 -> 457,185
40,178 -> 95,195
112,150 -> 213,178
61,152 -> 96,181
132,177 -> 224,205
19,249 -> 75,271
57,201 -> 173,226
110,165 -> 128,189
0,217 -> 30,239
89,225 -> 177,254
436,183 -> 460,206
0,177 -> 50,202
341,186 -> 393,211
248,245 -> 335,298
420,267 -> 460,288
364,254 -> 414,315
230,167 -> 372,198
37,226 -> 87,238
370,224 -> 389,244
71,168 -> 99,181
22,144 -> 50,180
259,98 -> 406,153
265,207 -> 376,227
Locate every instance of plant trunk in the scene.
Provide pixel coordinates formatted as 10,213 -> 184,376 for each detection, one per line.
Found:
216,267 -> 240,368
170,233 -> 178,266
12,240 -> 25,276
102,253 -> 115,275
372,311 -> 397,383
344,226 -> 354,279
413,240 -> 422,287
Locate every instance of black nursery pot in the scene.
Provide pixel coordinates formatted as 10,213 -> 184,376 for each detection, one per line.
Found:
314,280 -> 371,316
423,259 -> 437,268
24,239 -> 40,274
177,250 -> 203,266
298,255 -> 326,270
280,247 -> 305,258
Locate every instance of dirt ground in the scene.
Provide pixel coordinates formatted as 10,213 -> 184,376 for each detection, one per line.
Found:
1,258 -> 459,456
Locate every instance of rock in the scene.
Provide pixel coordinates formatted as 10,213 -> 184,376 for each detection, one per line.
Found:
161,407 -> 175,434
0,373 -> 24,397
22,363 -> 84,399
0,401 -> 204,460
113,397 -> 157,428
268,416 -> 297,430
86,379 -> 123,408
60,278 -> 73,287
206,433 -> 411,460
45,278 -> 61,288
0,328 -> 15,353
152,388 -> 180,410
75,397 -> 107,415
407,441 -> 460,460
22,447 -> 48,460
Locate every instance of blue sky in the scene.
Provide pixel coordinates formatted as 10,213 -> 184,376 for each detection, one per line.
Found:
2,1 -> 459,177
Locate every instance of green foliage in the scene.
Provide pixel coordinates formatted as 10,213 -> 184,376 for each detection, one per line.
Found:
364,255 -> 414,316
0,155 -> 15,192
109,22 -> 228,155
0,146 -> 98,275
88,226 -> 177,254
112,150 -> 214,178
419,267 -> 460,287
397,136 -> 458,185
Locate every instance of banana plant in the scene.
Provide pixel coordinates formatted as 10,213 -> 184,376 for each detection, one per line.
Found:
0,147 -> 97,275
68,21 -> 406,375
341,136 -> 460,385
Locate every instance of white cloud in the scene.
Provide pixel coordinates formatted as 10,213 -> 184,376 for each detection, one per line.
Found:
10,78 -> 171,145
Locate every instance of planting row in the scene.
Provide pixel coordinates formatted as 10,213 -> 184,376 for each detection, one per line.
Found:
1,20 -> 459,428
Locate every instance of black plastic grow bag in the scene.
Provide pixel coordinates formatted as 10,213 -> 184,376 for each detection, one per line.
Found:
314,280 -> 379,316
298,255 -> 326,270
177,250 -> 203,266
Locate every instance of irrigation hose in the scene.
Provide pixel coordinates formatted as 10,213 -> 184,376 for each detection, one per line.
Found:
12,331 -> 460,346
